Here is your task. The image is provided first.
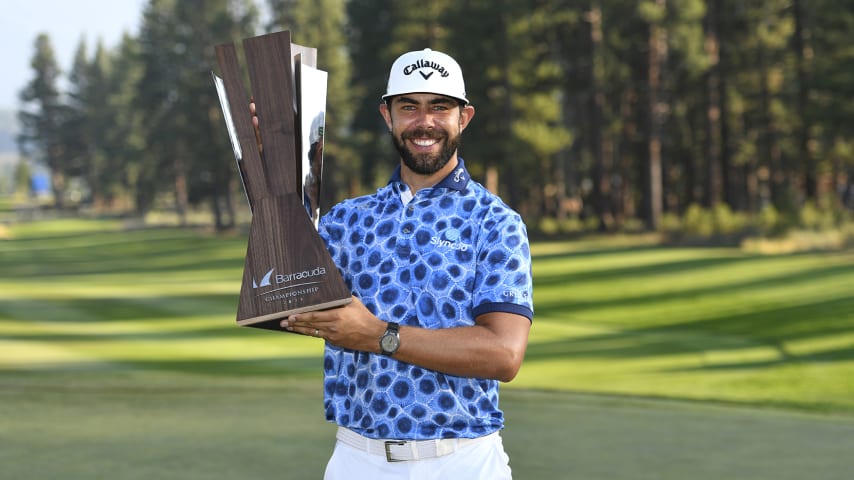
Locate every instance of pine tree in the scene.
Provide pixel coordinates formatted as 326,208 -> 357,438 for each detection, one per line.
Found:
17,34 -> 68,209
136,0 -> 259,227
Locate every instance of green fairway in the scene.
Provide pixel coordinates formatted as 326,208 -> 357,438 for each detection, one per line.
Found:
1,219 -> 853,479
524,238 -> 854,412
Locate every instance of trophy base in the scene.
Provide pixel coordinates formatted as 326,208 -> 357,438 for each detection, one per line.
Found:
236,297 -> 352,331
236,193 -> 352,332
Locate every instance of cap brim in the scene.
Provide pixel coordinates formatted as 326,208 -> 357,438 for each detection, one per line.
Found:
381,91 -> 468,104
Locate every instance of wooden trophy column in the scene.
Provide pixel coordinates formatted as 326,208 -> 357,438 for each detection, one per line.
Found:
214,31 -> 351,331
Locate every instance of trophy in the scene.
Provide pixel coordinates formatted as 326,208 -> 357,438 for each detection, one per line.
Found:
212,31 -> 351,331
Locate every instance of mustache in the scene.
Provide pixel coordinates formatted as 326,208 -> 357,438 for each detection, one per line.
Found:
401,127 -> 447,140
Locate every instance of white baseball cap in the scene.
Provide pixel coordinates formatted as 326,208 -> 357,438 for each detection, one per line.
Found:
382,48 -> 468,104
309,112 -> 324,145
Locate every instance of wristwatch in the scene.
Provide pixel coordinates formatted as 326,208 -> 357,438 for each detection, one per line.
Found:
379,322 -> 400,356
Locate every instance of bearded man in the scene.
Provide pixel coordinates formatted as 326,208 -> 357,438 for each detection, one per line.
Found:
279,48 -> 534,480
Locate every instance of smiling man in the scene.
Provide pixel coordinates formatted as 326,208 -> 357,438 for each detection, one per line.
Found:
280,48 -> 534,480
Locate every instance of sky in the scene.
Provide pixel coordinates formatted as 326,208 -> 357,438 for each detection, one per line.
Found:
0,0 -> 148,111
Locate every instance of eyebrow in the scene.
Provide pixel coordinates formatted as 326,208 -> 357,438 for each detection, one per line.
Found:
396,96 -> 455,106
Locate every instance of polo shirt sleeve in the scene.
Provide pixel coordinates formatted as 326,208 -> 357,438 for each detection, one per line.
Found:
471,210 -> 534,321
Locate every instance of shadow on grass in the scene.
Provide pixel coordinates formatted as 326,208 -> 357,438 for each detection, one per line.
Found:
0,354 -> 322,378
528,294 -> 854,365
535,256 -> 854,326
117,355 -> 323,377
665,344 -> 854,372
535,249 -> 850,293
531,243 -> 670,261
0,293 -> 239,324
0,228 -> 247,278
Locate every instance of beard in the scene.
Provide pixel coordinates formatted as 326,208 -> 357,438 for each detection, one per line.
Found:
391,126 -> 460,175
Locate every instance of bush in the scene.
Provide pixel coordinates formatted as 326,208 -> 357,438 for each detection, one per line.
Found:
533,199 -> 853,248
712,203 -> 749,234
799,201 -> 832,230
682,204 -> 715,236
538,217 -> 560,236
757,205 -> 786,236
659,212 -> 682,234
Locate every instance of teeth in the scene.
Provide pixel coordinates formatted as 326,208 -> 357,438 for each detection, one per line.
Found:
413,139 -> 437,146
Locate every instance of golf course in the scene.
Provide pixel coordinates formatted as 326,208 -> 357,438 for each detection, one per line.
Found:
2,218 -> 853,479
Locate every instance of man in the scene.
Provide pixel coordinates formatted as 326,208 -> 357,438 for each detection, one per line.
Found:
279,48 -> 533,479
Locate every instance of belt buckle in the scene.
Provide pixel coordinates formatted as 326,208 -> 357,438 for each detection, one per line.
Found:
384,440 -> 407,462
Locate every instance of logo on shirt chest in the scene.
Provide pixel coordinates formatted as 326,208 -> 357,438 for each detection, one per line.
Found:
430,228 -> 470,252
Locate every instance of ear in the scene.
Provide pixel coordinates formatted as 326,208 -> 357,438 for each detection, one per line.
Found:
459,104 -> 475,132
379,103 -> 393,131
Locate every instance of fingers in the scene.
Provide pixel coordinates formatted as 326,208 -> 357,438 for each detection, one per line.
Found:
280,312 -> 329,338
249,97 -> 262,152
280,321 -> 322,339
280,298 -> 361,340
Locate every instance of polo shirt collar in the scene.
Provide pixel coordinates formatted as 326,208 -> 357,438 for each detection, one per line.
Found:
388,158 -> 471,192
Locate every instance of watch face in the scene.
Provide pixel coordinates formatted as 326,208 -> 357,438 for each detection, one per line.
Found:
381,333 -> 399,353
381,335 -> 396,350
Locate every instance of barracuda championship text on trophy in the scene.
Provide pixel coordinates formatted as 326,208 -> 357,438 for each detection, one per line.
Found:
212,31 -> 351,331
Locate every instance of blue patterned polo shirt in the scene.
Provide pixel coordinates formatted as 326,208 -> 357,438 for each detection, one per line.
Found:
318,159 -> 534,440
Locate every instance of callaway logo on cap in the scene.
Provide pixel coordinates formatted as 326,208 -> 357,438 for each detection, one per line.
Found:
382,48 -> 468,104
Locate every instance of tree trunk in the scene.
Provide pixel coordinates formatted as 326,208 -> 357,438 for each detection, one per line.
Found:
757,44 -> 785,211
713,0 -> 735,209
703,0 -> 722,208
792,0 -> 817,200
645,0 -> 667,229
174,152 -> 188,227
588,3 -> 609,231
50,168 -> 66,211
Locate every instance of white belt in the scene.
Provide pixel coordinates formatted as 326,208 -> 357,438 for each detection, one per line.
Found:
335,426 -> 497,462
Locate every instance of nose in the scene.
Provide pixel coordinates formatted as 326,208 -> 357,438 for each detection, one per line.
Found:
413,109 -> 437,129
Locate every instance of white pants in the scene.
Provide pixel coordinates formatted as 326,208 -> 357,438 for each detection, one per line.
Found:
323,432 -> 512,480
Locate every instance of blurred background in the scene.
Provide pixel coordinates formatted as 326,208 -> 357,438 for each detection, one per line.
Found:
1,0 -> 852,242
2,2 -> 854,478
